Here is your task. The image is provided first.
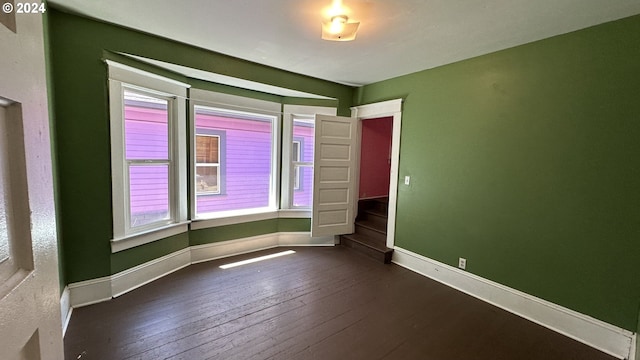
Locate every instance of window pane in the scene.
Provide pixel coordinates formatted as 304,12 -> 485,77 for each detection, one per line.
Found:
293,166 -> 313,208
194,106 -> 274,216
292,118 -> 314,208
129,165 -> 169,228
293,119 -> 314,162
196,135 -> 219,164
292,141 -> 300,162
196,165 -> 219,194
124,90 -> 168,160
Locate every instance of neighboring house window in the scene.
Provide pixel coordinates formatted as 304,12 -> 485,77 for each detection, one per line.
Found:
108,61 -> 189,249
195,131 -> 223,195
191,89 -> 280,219
281,105 -> 337,209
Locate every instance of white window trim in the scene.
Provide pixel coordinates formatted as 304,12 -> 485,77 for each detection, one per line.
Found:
281,104 -> 336,209
190,88 -> 281,222
111,222 -> 189,253
107,61 -> 190,252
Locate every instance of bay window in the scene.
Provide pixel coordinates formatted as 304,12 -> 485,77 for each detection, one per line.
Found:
109,67 -> 338,235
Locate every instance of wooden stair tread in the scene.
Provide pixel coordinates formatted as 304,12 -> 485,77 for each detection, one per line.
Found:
342,197 -> 392,264
340,234 -> 394,264
360,208 -> 388,219
341,233 -> 390,252
355,219 -> 387,234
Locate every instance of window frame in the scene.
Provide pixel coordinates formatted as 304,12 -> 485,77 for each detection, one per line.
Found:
107,61 -> 189,252
194,132 -> 223,196
281,105 -> 337,210
190,89 -> 281,223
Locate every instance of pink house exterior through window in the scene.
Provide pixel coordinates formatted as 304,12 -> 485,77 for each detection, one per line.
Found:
123,99 -> 317,221
194,105 -> 275,217
123,91 -> 170,228
292,119 -> 314,208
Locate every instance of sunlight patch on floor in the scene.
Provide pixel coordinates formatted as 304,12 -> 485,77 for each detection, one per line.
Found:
219,250 -> 296,269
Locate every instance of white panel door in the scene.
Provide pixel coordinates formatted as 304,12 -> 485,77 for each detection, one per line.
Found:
0,2 -> 64,359
311,114 -> 358,237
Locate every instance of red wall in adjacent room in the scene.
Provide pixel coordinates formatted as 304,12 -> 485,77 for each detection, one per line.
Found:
359,116 -> 393,199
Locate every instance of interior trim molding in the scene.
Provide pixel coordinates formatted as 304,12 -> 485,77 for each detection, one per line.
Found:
111,248 -> 191,298
67,276 -> 112,308
392,247 -> 635,360
350,98 -> 402,249
60,286 -> 72,337
66,232 -> 335,310
191,232 -> 335,264
190,233 -> 280,264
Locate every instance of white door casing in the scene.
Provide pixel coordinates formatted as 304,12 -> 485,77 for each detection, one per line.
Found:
0,2 -> 65,359
311,115 -> 359,237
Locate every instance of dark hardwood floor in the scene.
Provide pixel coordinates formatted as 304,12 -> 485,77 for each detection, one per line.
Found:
64,246 -> 617,360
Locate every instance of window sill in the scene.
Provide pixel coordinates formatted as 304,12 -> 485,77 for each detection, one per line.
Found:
278,209 -> 311,218
190,209 -> 310,230
111,221 -> 190,253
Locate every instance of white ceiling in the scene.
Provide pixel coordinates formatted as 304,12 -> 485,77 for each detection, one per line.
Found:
49,0 -> 640,86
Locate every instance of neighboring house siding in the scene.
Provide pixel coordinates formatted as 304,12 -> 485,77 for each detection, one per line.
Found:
124,105 -> 170,226
124,108 -> 315,218
195,113 -> 273,214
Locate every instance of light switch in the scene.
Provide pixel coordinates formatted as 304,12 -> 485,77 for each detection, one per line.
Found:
404,176 -> 410,185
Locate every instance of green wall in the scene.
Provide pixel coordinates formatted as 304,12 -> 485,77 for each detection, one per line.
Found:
47,8 -> 353,284
357,15 -> 640,331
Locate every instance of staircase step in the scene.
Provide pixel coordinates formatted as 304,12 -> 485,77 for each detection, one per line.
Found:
359,197 -> 389,217
355,219 -> 387,237
353,224 -> 386,246
357,209 -> 387,228
340,234 -> 393,264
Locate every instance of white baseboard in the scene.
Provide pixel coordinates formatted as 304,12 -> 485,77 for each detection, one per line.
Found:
190,233 -> 280,264
392,247 -> 635,360
111,248 -> 191,298
68,276 -> 112,308
67,231 -> 334,309
60,286 -> 72,336
276,232 -> 336,247
190,232 -> 335,264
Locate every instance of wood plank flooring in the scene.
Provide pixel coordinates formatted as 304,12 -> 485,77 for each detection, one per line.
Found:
64,246 -> 617,360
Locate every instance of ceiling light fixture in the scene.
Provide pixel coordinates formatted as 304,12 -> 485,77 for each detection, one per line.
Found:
322,13 -> 359,41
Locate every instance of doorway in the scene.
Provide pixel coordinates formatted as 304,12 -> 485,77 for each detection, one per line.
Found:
359,116 -> 393,200
352,99 -> 402,250
344,116 -> 393,262
332,100 -> 401,262
310,99 -> 402,259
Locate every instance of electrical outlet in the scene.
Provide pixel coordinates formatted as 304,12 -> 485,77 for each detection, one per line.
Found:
404,176 -> 410,185
458,257 -> 466,270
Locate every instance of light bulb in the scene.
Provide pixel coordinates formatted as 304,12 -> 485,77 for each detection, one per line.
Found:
329,15 -> 348,34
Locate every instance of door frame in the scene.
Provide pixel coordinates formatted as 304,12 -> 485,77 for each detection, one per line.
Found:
0,1 -> 64,357
351,99 -> 403,249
